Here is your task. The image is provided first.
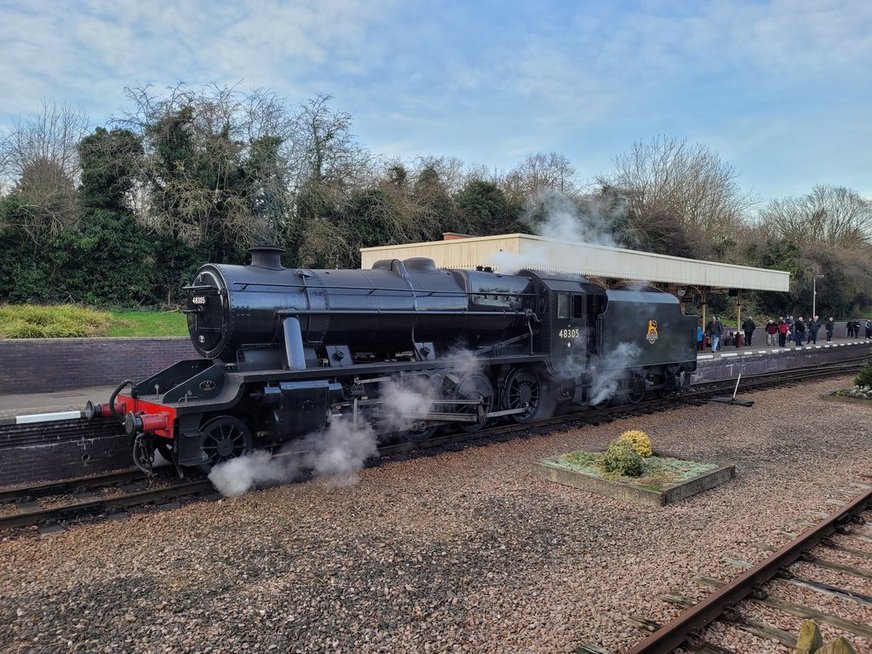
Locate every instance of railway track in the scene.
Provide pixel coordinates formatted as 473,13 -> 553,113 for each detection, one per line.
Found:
605,486 -> 872,654
1,356 -> 867,534
0,468 -> 145,504
0,470 -> 215,531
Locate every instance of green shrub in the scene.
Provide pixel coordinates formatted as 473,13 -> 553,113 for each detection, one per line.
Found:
855,362 -> 872,389
598,438 -> 644,477
0,305 -> 113,338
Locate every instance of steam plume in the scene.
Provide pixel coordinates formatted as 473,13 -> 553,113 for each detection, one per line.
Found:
208,367 -> 457,497
489,190 -> 621,274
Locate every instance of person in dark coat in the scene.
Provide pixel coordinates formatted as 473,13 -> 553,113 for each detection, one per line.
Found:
825,317 -> 834,342
793,316 -> 806,346
742,316 -> 756,346
707,315 -> 723,352
807,315 -> 821,344
866,319 -> 872,339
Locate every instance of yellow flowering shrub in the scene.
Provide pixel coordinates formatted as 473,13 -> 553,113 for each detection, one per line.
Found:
619,430 -> 652,457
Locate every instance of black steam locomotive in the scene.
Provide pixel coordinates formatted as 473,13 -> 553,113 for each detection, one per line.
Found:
87,247 -> 698,474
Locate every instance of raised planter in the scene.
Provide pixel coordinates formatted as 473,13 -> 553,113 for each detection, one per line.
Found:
532,454 -> 735,506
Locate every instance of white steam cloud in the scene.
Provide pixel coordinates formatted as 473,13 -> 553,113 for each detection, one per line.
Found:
445,347 -> 483,378
489,190 -> 621,274
208,417 -> 380,497
208,363 -> 474,497
586,342 -> 642,406
376,377 -> 436,433
531,190 -> 619,248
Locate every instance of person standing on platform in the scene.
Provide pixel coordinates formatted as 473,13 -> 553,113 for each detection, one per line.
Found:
866,319 -> 872,339
778,317 -> 789,347
765,319 -> 778,346
825,317 -> 835,342
697,322 -> 704,351
794,316 -> 806,346
708,315 -> 723,353
807,315 -> 820,344
742,316 -> 756,346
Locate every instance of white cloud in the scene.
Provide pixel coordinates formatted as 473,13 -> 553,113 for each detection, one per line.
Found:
0,0 -> 870,199
0,0 -> 398,117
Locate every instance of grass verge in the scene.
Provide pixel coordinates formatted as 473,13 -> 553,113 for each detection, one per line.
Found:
0,305 -> 187,338
107,311 -> 188,337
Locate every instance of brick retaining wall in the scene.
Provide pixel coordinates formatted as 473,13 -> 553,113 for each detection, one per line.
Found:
0,337 -> 201,394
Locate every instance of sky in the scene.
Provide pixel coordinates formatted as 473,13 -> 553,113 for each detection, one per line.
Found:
1,0 -> 870,203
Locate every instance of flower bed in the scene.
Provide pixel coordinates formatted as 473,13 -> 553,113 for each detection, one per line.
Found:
532,451 -> 734,506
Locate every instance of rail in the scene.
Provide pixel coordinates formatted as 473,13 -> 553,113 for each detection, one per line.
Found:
623,488 -> 872,654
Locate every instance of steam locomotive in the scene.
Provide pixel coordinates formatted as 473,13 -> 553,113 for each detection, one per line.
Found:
87,247 -> 698,474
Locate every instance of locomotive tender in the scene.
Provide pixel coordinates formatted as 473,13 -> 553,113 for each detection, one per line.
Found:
87,246 -> 698,474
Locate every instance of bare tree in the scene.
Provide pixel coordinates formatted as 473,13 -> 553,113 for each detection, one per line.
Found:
757,185 -> 872,248
599,136 -> 755,258
288,93 -> 373,193
501,152 -> 578,205
412,155 -> 477,195
0,100 -> 89,238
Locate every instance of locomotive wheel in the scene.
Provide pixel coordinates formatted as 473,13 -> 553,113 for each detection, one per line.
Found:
625,371 -> 646,404
503,367 -> 542,423
198,416 -> 253,473
454,373 -> 494,433
156,440 -> 175,463
403,423 -> 439,443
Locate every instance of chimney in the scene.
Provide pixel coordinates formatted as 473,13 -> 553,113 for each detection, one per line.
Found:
249,246 -> 285,270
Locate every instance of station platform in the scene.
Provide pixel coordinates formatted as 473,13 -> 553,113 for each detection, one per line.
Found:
0,385 -> 116,424
697,336 -> 872,361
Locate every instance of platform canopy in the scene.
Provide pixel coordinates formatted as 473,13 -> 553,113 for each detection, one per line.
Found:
360,233 -> 790,292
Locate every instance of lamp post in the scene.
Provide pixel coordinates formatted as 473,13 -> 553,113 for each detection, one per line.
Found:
812,274 -> 824,318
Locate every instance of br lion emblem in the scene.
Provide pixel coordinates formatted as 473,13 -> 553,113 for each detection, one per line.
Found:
646,319 -> 659,344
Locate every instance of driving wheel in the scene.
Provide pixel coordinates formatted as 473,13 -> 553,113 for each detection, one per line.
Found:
503,367 -> 542,423
198,416 -> 253,473
454,373 -> 494,432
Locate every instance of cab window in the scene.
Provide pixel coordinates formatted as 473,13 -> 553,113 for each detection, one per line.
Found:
557,293 -> 569,319
572,295 -> 583,318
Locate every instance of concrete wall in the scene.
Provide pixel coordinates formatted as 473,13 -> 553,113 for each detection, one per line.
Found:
0,337 -> 200,394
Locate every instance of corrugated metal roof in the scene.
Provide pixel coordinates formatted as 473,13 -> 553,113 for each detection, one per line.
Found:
361,233 -> 790,292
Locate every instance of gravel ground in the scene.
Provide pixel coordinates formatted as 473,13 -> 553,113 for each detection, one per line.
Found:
1,375 -> 871,654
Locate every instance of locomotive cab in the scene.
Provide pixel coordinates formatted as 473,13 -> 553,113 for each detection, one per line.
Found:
520,270 -> 607,373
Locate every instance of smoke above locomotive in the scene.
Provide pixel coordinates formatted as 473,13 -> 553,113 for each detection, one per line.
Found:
87,247 -> 698,483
